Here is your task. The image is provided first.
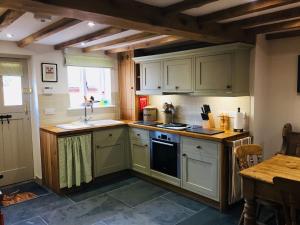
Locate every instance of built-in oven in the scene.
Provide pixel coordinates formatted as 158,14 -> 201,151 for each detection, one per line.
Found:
150,131 -> 180,178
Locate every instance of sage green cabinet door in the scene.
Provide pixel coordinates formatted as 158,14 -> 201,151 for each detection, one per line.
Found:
195,54 -> 232,92
182,152 -> 219,201
130,139 -> 150,175
141,61 -> 162,92
94,142 -> 126,177
164,58 -> 193,92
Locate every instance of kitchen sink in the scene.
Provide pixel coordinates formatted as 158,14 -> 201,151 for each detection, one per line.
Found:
56,120 -> 124,130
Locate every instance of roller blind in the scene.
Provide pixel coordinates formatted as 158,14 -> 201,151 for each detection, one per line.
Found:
65,54 -> 113,68
0,61 -> 23,76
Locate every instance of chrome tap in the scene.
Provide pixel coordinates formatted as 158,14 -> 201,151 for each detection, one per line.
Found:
83,96 -> 94,123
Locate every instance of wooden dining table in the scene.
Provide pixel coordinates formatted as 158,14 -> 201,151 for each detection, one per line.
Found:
240,154 -> 300,225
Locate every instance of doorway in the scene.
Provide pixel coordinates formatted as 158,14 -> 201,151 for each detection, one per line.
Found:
0,58 -> 34,186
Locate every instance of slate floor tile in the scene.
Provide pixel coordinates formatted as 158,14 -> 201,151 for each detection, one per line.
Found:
3,193 -> 73,225
42,194 -> 130,225
107,180 -> 167,207
176,207 -> 239,225
12,216 -> 47,225
162,192 -> 208,212
67,176 -> 139,202
134,197 -> 194,225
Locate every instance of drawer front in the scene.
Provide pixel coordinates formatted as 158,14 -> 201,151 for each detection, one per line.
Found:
94,128 -> 126,147
129,128 -> 149,141
182,137 -> 219,158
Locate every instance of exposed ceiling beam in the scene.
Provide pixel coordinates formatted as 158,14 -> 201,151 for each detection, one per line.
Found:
247,18 -> 300,34
105,36 -> 185,54
0,0 -> 253,44
83,32 -> 158,53
0,9 -> 24,31
266,29 -> 300,40
198,0 -> 300,23
227,7 -> 300,29
163,0 -> 217,15
54,27 -> 126,50
17,18 -> 80,47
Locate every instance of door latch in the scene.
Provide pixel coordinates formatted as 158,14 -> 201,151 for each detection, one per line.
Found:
0,115 -> 12,124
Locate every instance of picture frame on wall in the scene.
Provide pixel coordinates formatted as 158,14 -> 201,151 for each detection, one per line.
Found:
41,63 -> 58,82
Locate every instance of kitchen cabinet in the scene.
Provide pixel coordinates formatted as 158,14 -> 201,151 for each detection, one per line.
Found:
163,58 -> 193,93
133,43 -> 252,96
129,128 -> 150,175
195,54 -> 232,93
93,128 -> 128,177
181,137 -> 220,201
140,61 -> 162,94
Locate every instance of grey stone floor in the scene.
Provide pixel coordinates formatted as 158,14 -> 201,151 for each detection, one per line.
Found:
2,176 -> 243,225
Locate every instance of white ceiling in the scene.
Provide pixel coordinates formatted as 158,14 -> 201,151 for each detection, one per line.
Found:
0,0 -> 299,49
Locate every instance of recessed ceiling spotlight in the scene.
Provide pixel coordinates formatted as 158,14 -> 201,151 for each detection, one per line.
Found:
87,21 -> 95,27
80,42 -> 86,46
6,33 -> 14,39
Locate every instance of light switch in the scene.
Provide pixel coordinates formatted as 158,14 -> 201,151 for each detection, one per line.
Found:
44,108 -> 56,115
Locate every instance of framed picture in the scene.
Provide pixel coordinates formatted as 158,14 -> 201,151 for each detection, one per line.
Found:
41,63 -> 58,82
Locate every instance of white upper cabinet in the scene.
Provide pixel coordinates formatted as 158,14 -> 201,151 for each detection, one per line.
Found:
133,43 -> 252,96
141,61 -> 162,93
195,54 -> 232,93
164,58 -> 193,93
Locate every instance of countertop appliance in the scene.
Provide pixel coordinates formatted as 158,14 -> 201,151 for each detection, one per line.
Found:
143,106 -> 157,122
150,131 -> 180,178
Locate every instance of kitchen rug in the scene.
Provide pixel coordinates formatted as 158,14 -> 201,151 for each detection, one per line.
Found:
0,181 -> 50,207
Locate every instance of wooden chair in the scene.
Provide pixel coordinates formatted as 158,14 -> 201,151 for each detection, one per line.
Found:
273,177 -> 300,225
235,144 -> 283,225
279,123 -> 300,157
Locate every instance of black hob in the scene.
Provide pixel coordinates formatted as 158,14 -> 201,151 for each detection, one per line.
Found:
186,127 -> 224,135
133,121 -> 161,126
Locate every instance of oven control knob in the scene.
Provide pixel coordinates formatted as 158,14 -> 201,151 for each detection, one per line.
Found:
168,138 -> 170,141
182,154 -> 187,157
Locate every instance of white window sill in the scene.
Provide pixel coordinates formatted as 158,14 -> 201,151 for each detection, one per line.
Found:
68,105 -> 116,111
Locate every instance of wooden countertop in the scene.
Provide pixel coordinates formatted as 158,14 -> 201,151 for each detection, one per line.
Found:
40,120 -> 248,142
240,154 -> 300,184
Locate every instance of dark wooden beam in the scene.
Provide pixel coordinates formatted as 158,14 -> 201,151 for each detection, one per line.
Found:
18,18 -> 80,47
105,36 -> 185,54
266,29 -> 300,40
226,7 -> 300,29
0,9 -> 24,31
0,0 -> 253,44
163,0 -> 217,15
83,32 -> 158,52
247,18 -> 300,34
54,27 -> 125,50
198,0 -> 300,23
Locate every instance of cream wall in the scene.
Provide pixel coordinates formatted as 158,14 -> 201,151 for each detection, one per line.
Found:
0,41 -> 119,179
252,35 -> 300,158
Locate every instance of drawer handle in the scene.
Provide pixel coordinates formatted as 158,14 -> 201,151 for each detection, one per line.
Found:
196,146 -> 202,149
182,153 -> 187,157
144,144 -> 148,147
109,134 -> 113,137
175,86 -> 179,90
96,145 -> 100,149
157,86 -> 161,89
137,134 -> 140,136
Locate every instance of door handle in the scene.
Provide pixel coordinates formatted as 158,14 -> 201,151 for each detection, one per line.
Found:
152,140 -> 174,147
0,115 -> 12,124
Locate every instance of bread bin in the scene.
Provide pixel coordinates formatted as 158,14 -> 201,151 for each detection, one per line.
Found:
143,106 -> 157,122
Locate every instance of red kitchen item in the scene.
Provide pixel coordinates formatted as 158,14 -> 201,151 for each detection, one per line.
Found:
139,96 -> 148,110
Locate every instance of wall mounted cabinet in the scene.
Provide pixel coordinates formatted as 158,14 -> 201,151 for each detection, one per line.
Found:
133,43 -> 252,96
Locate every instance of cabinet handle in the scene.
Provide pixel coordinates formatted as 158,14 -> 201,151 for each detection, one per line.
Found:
144,144 -> 148,147
226,85 -> 232,89
196,146 -> 202,149
137,133 -> 140,136
144,68 -> 147,86
157,86 -> 161,89
175,86 -> 179,90
109,134 -> 113,137
131,87 -> 134,90
182,153 -> 187,157
96,145 -> 100,149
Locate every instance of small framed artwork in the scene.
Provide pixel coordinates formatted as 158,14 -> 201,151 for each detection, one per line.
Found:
41,63 -> 58,82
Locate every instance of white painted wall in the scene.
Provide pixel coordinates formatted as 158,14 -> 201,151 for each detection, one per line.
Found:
251,35 -> 300,158
0,41 -> 119,179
